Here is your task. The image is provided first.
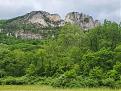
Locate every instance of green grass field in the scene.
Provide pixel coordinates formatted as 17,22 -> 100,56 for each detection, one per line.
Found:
0,85 -> 120,91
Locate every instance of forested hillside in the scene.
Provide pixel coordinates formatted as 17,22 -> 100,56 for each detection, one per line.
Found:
0,20 -> 121,88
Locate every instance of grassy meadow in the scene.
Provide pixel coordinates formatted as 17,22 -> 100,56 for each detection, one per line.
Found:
0,85 -> 120,91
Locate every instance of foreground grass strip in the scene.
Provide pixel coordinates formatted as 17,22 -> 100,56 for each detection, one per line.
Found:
0,85 -> 120,91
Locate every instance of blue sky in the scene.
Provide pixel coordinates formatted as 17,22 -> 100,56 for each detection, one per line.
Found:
0,0 -> 120,22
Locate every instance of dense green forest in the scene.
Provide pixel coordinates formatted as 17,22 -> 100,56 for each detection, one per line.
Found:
0,20 -> 121,88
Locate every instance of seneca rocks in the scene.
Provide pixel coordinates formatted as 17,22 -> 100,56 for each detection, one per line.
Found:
3,11 -> 101,39
10,11 -> 100,30
65,12 -> 100,30
21,11 -> 65,27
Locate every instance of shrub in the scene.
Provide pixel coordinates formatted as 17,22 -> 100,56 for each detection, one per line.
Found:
35,77 -> 52,85
82,77 -> 99,87
51,69 -> 79,88
102,78 -> 116,88
0,76 -> 28,85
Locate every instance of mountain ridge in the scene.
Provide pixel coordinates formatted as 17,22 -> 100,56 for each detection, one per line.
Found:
0,11 -> 101,39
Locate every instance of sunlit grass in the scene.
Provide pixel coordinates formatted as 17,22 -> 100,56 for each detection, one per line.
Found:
0,85 -> 120,91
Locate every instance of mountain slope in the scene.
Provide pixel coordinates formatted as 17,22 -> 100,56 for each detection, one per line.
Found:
1,11 -> 100,39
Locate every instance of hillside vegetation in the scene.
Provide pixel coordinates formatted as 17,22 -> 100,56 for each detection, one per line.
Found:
0,20 -> 121,88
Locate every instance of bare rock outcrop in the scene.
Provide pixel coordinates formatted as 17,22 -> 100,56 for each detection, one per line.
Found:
9,11 -> 100,30
4,11 -> 101,39
21,11 -> 64,27
65,12 -> 100,30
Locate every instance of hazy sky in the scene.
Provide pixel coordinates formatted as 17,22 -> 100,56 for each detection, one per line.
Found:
0,0 -> 120,22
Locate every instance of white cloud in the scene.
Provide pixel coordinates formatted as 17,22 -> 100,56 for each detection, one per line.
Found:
0,0 -> 120,22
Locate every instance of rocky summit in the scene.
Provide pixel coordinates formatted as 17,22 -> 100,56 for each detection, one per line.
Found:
2,11 -> 101,39
9,11 -> 100,30
9,11 -> 64,28
65,12 -> 100,30
26,11 -> 65,27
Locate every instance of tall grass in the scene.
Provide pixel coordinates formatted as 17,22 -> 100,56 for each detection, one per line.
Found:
0,85 -> 120,91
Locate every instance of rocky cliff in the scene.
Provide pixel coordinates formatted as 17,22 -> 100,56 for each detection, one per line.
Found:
65,12 -> 100,30
8,11 -> 100,30
9,11 -> 64,28
26,11 -> 65,27
2,11 -> 100,39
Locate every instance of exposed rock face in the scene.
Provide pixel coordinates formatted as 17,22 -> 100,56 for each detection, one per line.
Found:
65,12 -> 100,30
20,11 -> 64,27
4,11 -> 100,39
28,13 -> 49,27
10,11 -> 100,30
48,14 -> 61,22
15,31 -> 42,39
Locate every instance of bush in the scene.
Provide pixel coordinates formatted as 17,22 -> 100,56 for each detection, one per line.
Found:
51,74 -> 77,88
35,77 -> 52,85
82,77 -> 99,87
51,69 -> 79,88
102,78 -> 116,88
0,76 -> 28,85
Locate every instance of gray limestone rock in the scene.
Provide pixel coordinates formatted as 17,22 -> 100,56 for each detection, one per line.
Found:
65,12 -> 100,30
